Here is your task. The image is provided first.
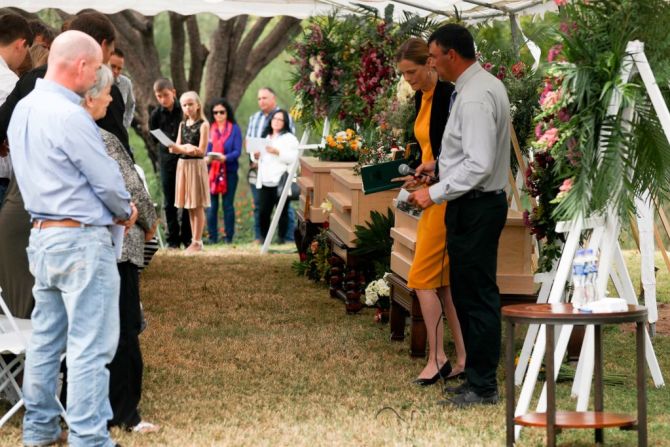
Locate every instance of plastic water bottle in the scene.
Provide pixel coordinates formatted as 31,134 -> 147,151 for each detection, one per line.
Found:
583,249 -> 598,304
571,249 -> 587,307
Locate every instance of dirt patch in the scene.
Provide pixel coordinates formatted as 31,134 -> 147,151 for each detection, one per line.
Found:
621,302 -> 670,336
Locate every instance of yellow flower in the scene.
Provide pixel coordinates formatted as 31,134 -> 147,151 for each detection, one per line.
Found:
326,135 -> 336,147
320,199 -> 333,214
345,128 -> 355,140
337,144 -> 344,150
290,105 -> 303,121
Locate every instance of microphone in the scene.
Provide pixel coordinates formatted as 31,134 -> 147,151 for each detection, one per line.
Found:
398,164 -> 438,183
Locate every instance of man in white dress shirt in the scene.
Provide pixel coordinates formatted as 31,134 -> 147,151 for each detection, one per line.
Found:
0,13 -> 32,208
410,24 -> 510,407
109,48 -> 136,130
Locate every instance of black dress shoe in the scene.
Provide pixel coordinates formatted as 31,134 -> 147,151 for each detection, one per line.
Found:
413,361 -> 452,386
444,370 -> 466,382
439,389 -> 500,408
444,380 -> 470,395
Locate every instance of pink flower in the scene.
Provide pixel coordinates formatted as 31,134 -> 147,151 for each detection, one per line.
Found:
554,0 -> 568,6
483,62 -> 493,71
538,127 -> 560,148
540,90 -> 561,110
548,44 -> 563,63
511,61 -> 526,79
559,178 -> 573,193
535,123 -> 544,139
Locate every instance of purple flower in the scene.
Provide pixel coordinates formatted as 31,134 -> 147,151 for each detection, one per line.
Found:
558,108 -> 571,122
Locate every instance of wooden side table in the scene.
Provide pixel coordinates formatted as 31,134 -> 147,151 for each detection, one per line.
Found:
502,303 -> 648,447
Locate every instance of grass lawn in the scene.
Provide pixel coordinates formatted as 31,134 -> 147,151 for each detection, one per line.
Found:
1,247 -> 669,446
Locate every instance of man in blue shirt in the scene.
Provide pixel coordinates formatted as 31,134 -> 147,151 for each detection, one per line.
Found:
8,31 -> 137,447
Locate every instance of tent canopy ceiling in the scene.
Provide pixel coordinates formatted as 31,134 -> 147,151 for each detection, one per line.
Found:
2,0 -> 557,20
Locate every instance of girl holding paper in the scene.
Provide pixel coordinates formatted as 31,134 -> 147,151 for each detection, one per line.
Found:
169,91 -> 210,253
206,98 -> 242,244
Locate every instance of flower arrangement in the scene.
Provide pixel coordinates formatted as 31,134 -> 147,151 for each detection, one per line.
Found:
364,273 -> 391,323
523,0 -> 670,271
289,15 -> 356,129
292,228 -> 332,282
364,276 -> 390,306
316,128 -> 364,162
290,7 -> 436,130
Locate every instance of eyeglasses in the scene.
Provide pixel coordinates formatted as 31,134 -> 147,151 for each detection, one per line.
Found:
213,110 -> 227,115
271,116 -> 284,122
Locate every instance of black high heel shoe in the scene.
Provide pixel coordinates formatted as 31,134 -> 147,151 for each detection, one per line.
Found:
413,361 -> 452,386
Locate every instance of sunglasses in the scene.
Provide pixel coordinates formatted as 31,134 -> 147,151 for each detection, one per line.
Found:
213,110 -> 227,115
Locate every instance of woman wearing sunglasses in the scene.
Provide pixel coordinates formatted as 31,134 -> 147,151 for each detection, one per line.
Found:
206,98 -> 242,244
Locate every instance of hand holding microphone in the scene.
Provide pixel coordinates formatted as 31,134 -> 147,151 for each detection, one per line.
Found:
396,163 -> 438,185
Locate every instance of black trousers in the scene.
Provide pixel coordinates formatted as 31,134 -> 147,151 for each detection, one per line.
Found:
259,185 -> 288,242
108,262 -> 144,428
160,155 -> 191,247
445,192 -> 507,395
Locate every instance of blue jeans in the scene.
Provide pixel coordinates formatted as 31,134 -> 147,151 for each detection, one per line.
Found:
23,226 -> 119,447
208,170 -> 238,243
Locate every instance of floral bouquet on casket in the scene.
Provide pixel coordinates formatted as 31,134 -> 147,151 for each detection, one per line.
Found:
364,273 -> 391,323
315,128 -> 364,162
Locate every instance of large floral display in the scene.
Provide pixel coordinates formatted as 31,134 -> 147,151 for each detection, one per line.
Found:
524,0 -> 670,271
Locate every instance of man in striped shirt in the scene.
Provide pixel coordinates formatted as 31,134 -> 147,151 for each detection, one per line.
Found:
245,87 -> 295,244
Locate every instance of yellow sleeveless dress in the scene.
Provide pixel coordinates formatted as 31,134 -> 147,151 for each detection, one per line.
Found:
406,86 -> 449,289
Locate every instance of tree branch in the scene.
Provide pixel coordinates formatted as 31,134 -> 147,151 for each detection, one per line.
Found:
236,17 -> 271,62
121,10 -> 149,33
245,17 -> 300,75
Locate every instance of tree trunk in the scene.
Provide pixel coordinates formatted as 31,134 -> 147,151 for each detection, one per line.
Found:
169,13 -> 188,96
203,16 -> 301,109
108,11 -> 164,172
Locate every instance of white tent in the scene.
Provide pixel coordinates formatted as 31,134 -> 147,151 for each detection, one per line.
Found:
2,0 -> 556,20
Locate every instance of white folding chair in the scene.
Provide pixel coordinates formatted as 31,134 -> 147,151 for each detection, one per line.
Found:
0,287 -> 32,428
0,288 -> 69,429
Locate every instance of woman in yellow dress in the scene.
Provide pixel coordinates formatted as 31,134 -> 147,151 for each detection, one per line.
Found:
395,38 -> 466,385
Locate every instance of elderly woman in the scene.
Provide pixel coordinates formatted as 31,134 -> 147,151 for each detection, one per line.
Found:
81,64 -> 159,433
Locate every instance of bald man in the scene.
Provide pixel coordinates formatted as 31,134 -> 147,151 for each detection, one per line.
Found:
8,30 -> 136,447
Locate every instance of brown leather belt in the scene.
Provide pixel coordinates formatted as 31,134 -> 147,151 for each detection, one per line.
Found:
32,219 -> 88,229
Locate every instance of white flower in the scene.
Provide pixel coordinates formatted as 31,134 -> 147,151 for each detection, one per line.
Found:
396,77 -> 414,104
365,283 -> 379,306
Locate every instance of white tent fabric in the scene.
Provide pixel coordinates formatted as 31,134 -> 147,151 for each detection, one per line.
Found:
1,0 -> 557,20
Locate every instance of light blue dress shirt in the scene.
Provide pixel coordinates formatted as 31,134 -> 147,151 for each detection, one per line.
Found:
8,78 -> 131,225
428,63 -> 511,203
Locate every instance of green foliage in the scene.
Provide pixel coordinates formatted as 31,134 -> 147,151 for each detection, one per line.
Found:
351,208 -> 395,279
292,229 -> 332,282
524,0 -> 670,270
552,0 -> 670,221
